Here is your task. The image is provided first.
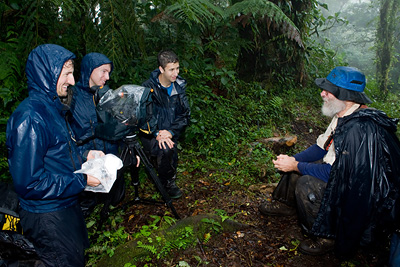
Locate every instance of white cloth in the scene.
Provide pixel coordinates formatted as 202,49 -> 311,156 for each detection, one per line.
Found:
316,103 -> 360,165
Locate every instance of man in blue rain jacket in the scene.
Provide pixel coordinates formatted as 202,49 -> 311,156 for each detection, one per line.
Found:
68,52 -> 119,156
6,44 -> 102,267
68,53 -> 128,217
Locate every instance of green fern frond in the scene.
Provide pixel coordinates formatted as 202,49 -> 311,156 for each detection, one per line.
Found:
137,242 -> 157,255
269,96 -> 283,111
225,0 -> 303,47
165,0 -> 224,29
85,245 -> 107,254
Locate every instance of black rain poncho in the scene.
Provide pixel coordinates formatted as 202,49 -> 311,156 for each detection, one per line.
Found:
311,108 -> 400,258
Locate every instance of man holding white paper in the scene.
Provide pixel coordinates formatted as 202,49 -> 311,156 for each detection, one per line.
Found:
6,44 -> 104,267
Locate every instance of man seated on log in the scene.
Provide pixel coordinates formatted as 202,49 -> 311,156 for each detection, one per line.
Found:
259,66 -> 400,259
139,50 -> 190,199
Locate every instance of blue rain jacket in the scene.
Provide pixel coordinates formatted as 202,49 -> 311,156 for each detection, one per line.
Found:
68,53 -> 119,155
311,108 -> 400,258
6,44 -> 87,213
142,69 -> 190,139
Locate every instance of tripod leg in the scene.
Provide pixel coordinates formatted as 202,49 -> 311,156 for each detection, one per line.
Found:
133,142 -> 180,219
100,169 -> 126,222
130,164 -> 140,201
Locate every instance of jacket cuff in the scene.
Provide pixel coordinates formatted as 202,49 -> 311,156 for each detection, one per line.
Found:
83,150 -> 89,161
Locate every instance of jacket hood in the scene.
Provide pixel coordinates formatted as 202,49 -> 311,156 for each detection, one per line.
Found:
77,52 -> 113,92
342,108 -> 399,133
149,68 -> 161,84
26,44 -> 76,100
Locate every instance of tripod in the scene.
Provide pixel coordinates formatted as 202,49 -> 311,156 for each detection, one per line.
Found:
119,133 -> 180,219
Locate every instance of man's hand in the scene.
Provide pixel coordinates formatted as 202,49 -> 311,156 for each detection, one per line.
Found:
272,154 -> 299,172
85,150 -> 105,186
156,130 -> 175,149
87,150 -> 105,160
157,130 -> 172,139
136,155 -> 140,167
86,175 -> 101,187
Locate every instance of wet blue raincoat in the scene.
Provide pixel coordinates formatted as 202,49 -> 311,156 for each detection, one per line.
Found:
311,108 -> 400,258
68,53 -> 119,155
6,44 -> 87,213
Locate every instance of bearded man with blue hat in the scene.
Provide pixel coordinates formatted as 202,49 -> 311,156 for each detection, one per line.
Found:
259,66 -> 400,260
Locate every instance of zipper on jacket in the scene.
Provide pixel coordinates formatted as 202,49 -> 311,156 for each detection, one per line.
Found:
64,117 -> 78,171
90,119 -> 97,150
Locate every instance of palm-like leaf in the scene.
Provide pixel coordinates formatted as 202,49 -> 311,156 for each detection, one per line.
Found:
225,0 -> 303,48
165,0 -> 224,29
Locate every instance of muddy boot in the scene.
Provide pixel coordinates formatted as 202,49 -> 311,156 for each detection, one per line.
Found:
258,200 -> 296,216
165,176 -> 182,199
298,237 -> 335,255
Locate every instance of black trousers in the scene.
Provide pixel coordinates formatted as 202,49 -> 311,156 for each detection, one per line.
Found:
19,203 -> 89,267
273,172 -> 327,233
139,132 -> 178,184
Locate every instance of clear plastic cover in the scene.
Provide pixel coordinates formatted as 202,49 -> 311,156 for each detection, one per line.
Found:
98,84 -> 147,126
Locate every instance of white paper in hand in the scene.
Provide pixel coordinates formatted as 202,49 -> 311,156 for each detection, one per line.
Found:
75,154 -> 123,193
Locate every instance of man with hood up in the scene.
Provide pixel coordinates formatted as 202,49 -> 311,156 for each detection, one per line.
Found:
259,66 -> 400,259
68,52 -> 137,217
140,50 -> 190,199
68,52 -> 118,155
6,44 -> 103,266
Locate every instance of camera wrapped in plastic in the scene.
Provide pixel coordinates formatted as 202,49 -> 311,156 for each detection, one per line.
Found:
94,84 -> 156,141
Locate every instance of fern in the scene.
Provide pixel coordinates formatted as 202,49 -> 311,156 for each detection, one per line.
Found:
200,218 -> 222,233
225,0 -> 303,47
165,0 -> 224,30
158,226 -> 194,259
269,96 -> 283,111
137,241 -> 157,255
85,245 -> 107,254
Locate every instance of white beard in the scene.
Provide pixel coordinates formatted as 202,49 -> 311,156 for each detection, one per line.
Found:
322,97 -> 346,118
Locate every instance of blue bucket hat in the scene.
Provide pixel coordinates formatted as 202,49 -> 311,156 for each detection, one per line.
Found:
315,66 -> 372,104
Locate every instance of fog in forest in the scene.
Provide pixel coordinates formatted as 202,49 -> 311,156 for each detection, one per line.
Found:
316,0 -> 377,76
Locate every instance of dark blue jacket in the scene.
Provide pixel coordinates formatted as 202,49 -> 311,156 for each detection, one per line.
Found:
69,53 -> 119,155
294,144 -> 331,182
6,44 -> 87,213
142,69 -> 190,140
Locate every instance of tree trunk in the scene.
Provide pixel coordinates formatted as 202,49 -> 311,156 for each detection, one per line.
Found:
376,0 -> 399,94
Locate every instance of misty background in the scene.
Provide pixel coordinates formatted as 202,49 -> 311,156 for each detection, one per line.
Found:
316,0 -> 400,92
317,0 -> 376,75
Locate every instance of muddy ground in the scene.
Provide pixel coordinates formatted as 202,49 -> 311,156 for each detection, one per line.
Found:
106,119 -> 391,267
114,180 -> 390,267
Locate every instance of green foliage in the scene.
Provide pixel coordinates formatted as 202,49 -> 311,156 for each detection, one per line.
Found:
200,218 -> 222,233
166,0 -> 224,30
0,15 -> 28,181
3,1 -> 400,264
225,0 -> 303,47
180,63 -> 322,185
87,226 -> 129,259
122,215 -> 194,263
85,206 -> 130,265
